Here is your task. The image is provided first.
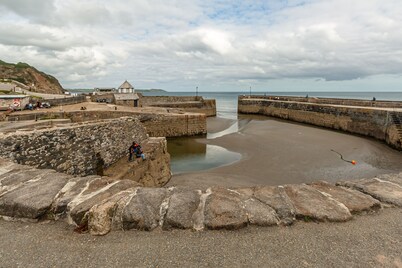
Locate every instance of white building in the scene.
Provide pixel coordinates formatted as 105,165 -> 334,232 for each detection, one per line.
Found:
118,80 -> 134,94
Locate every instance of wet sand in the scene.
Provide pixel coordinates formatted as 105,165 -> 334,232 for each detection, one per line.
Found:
167,116 -> 402,188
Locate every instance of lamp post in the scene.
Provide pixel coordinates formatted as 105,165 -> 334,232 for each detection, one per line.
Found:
249,86 -> 251,96
196,86 -> 198,99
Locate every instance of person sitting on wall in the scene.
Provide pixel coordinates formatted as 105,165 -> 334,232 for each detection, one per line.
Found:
128,141 -> 136,162
134,142 -> 146,160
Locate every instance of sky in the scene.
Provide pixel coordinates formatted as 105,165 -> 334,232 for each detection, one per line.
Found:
0,0 -> 402,92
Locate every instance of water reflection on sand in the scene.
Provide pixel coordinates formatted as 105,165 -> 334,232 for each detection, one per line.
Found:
167,136 -> 241,174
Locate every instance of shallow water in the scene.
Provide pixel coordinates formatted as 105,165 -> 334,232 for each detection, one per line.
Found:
167,136 -> 241,174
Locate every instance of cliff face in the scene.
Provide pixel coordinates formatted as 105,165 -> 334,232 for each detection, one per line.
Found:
0,60 -> 64,94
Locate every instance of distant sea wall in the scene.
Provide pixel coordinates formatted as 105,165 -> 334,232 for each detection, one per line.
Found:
44,95 -> 87,106
254,95 -> 402,108
5,110 -> 207,137
140,96 -> 216,117
0,117 -> 150,176
238,96 -> 402,150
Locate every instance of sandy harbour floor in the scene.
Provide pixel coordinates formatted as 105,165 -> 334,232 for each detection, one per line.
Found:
167,115 -> 402,189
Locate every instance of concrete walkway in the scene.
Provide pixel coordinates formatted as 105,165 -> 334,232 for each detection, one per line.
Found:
1,208 -> 401,267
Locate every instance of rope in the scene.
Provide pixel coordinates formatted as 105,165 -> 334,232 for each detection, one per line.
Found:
330,149 -> 356,165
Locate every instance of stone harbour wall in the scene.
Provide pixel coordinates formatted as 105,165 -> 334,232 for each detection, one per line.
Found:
140,96 -> 216,117
0,117 -> 149,176
1,158 -> 401,236
247,95 -> 402,108
142,113 -> 207,137
238,98 -> 402,150
5,110 -> 207,137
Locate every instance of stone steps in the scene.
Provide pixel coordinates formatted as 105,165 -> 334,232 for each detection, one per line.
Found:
390,112 -> 402,142
1,158 -> 402,236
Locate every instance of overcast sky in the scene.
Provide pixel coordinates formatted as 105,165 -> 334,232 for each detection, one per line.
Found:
1,0 -> 402,92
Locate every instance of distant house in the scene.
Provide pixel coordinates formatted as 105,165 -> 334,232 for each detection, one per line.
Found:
118,80 -> 134,94
114,93 -> 140,107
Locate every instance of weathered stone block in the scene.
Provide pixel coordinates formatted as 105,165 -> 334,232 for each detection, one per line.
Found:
122,187 -> 169,231
68,179 -> 138,225
243,198 -> 279,226
163,189 -> 201,230
0,172 -> 70,219
88,188 -> 138,236
310,181 -> 381,213
253,186 -> 296,225
204,188 -> 248,230
52,175 -> 101,215
337,178 -> 402,207
284,184 -> 352,222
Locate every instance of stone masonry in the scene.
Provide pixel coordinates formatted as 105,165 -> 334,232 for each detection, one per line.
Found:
0,117 -> 161,176
238,97 -> 402,150
1,158 -> 401,236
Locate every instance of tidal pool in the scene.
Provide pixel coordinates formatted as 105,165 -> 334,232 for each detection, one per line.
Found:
167,136 -> 241,174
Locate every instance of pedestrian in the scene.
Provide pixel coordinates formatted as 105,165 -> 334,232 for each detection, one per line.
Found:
128,141 -> 136,162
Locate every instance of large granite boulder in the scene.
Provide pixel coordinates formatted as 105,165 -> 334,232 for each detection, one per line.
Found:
121,187 -> 169,231
310,181 -> 381,213
204,188 -> 248,230
88,188 -> 138,235
68,179 -> 139,225
284,184 -> 352,222
163,189 -> 201,230
0,171 -> 70,219
253,186 -> 296,225
337,178 -> 402,207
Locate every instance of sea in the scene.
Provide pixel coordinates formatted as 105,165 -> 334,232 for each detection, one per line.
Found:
141,91 -> 402,120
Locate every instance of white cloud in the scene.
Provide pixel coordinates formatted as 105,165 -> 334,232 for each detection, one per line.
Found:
0,0 -> 402,91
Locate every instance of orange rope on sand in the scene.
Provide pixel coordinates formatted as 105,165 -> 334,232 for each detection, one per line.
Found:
330,149 -> 357,165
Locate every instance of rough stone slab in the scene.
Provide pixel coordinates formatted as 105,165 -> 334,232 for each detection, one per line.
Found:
122,187 -> 169,231
204,188 -> 248,230
0,168 -> 55,196
376,173 -> 402,187
310,181 -> 381,213
337,178 -> 402,207
284,184 -> 352,222
0,159 -> 28,177
230,187 -> 279,227
88,188 -> 138,236
52,175 -> 101,216
68,179 -> 139,225
0,172 -> 70,219
253,186 -> 295,225
243,198 -> 279,226
163,189 -> 201,230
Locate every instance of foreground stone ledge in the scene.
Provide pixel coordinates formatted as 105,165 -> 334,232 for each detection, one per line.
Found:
1,159 -> 402,235
337,178 -> 402,207
310,181 -> 381,214
284,184 -> 352,222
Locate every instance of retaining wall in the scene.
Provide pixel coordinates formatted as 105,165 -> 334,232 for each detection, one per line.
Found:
140,96 -> 216,117
0,117 -> 150,176
248,95 -> 402,108
238,97 -> 402,150
5,110 -> 207,137
44,95 -> 87,106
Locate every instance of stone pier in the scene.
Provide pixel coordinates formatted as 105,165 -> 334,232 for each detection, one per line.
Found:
1,158 -> 401,236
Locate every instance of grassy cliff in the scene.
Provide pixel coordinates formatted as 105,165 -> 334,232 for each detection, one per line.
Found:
0,60 -> 64,94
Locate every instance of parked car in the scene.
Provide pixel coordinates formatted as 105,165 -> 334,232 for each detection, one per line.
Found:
42,102 -> 51,108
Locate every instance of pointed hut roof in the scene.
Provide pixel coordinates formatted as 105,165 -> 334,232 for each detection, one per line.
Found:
118,80 -> 134,89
